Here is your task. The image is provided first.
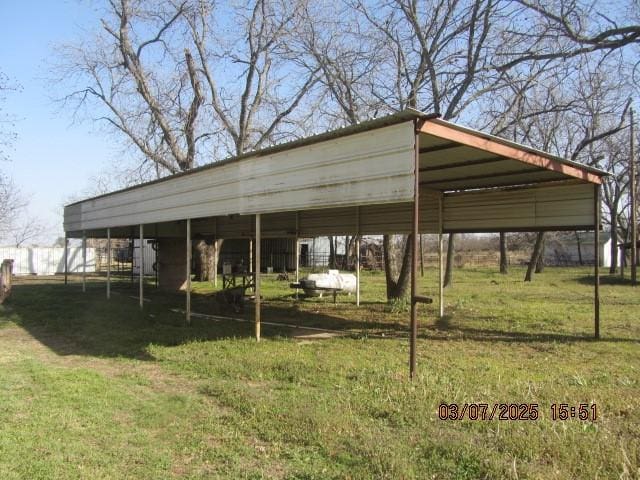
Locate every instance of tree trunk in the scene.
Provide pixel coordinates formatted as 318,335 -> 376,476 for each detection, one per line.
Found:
213,239 -> 223,283
535,235 -> 546,273
343,235 -> 350,269
499,232 -> 508,274
347,235 -> 356,270
444,233 -> 455,287
575,231 -> 584,265
328,236 -> 336,268
383,234 -> 412,299
193,239 -> 216,281
525,232 -> 545,282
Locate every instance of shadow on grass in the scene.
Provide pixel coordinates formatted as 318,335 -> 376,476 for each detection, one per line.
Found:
575,274 -> 637,286
426,314 -> 639,344
4,279 -> 638,362
3,281 -> 399,360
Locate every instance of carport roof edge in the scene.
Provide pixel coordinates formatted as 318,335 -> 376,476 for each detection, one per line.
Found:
66,108 -> 608,208
424,117 -> 608,178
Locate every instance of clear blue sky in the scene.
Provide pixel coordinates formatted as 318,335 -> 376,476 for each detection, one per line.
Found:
0,1 -> 114,243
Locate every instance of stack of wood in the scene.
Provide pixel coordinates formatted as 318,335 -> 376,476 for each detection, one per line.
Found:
0,259 -> 13,304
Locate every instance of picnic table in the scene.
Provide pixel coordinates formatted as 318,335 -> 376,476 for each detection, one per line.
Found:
223,272 -> 255,291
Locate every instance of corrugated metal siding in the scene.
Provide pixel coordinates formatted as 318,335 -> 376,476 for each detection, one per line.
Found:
0,247 -> 95,275
64,122 -> 416,232
69,182 -> 595,238
443,182 -> 595,232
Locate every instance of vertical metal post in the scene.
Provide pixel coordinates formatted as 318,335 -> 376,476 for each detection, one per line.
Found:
139,224 -> 144,309
213,217 -> 218,288
186,218 -> 191,324
154,224 -> 158,288
249,239 -> 253,274
356,206 -> 360,307
295,211 -> 300,299
410,123 -> 420,379
107,228 -> 111,299
438,193 -> 444,318
420,235 -> 424,277
594,184 -> 601,339
64,234 -> 68,285
255,214 -> 261,341
82,232 -> 86,292
130,234 -> 134,284
630,108 -> 637,285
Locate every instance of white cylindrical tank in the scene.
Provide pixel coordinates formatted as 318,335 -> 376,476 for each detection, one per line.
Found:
300,269 -> 356,296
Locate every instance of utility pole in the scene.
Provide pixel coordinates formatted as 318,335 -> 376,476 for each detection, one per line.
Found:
631,108 -> 637,285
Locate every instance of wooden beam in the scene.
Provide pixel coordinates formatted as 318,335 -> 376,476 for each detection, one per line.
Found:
420,120 -> 602,184
255,214 -> 261,341
186,219 -> 191,324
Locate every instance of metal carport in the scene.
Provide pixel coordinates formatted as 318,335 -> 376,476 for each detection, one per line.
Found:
63,108 -> 607,377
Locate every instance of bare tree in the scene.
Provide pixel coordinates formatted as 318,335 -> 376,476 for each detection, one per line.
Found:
58,0 -> 320,279
57,0 -> 640,289
0,70 -> 19,162
296,0 -> 637,295
480,48 -> 634,280
10,218 -> 49,247
0,173 -> 27,241
0,71 -> 43,246
496,1 -> 640,71
524,231 -> 544,281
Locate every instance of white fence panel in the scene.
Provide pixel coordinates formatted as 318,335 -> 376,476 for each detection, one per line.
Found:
132,240 -> 157,275
0,247 -> 96,275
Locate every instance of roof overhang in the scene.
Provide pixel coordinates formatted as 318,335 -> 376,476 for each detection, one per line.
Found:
417,117 -> 604,191
64,109 -> 607,238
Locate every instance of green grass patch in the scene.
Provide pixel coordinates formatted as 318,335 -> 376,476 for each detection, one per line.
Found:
0,267 -> 638,478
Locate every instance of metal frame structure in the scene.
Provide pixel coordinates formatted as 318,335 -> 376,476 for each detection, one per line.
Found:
63,109 -> 607,377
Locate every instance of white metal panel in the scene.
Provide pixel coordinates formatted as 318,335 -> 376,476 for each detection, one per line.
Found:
64,122 -> 416,232
443,182 -> 595,232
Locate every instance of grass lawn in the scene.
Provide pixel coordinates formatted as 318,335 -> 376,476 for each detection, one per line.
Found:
0,266 -> 638,479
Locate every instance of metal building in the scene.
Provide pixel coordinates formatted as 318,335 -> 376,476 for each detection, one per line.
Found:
63,109 -> 607,377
